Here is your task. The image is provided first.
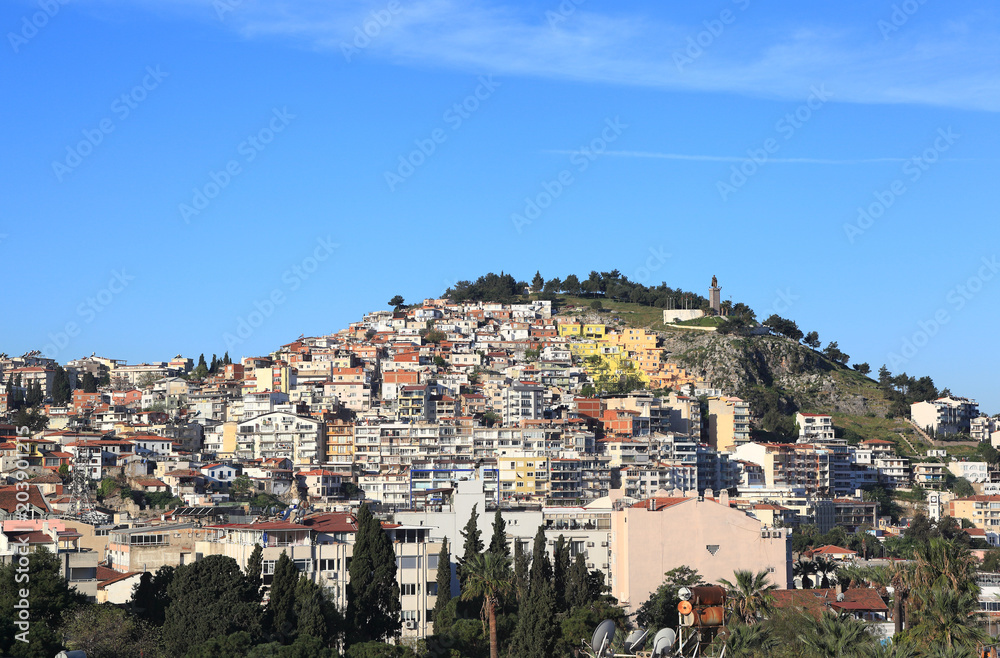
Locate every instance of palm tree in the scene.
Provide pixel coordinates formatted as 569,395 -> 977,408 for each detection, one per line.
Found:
908,585 -> 985,650
718,569 -> 776,625
813,557 -> 837,589
460,551 -> 513,658
794,558 -> 818,589
719,621 -> 776,658
797,612 -> 877,658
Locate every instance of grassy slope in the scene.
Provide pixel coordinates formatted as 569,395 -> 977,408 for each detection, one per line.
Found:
543,294 -> 914,447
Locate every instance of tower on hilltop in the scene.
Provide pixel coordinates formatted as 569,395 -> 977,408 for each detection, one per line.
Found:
709,275 -> 721,314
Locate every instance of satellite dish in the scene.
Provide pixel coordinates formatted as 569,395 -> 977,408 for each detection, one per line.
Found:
678,586 -> 692,601
624,628 -> 648,654
651,628 -> 677,657
591,619 -> 616,657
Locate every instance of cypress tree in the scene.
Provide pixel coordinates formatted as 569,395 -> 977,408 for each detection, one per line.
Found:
52,366 -> 71,405
527,526 -> 551,588
514,540 -> 530,603
565,553 -> 590,610
294,576 -> 327,640
246,543 -> 263,600
346,503 -> 401,645
434,538 -> 452,615
268,551 -> 298,643
488,508 -> 509,558
552,535 -> 571,612
457,503 -> 484,587
509,526 -> 558,658
83,372 -> 97,393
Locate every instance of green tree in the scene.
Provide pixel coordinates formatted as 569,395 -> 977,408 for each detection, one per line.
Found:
552,535 -> 571,612
460,551 -> 513,658
0,546 -> 87,657
952,477 -> 975,498
508,532 -> 557,658
162,555 -> 263,655
804,331 -> 821,349
563,274 -> 581,295
763,314 -> 803,342
458,503 -> 484,588
130,564 -> 175,625
823,341 -> 850,365
531,271 -> 544,291
513,539 -> 530,603
797,612 -> 878,658
346,503 -> 401,645
718,569 -> 776,625
389,295 -> 405,309
854,362 -> 872,375
635,566 -> 704,632
488,508 -> 509,559
52,366 -> 72,405
294,576 -> 328,641
269,551 -> 299,643
565,553 -> 591,609
245,543 -> 263,599
432,538 -> 452,632
62,603 -> 162,658
716,620 -> 776,658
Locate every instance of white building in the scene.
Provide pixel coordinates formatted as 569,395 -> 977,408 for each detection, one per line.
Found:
501,383 -> 545,425
911,396 -> 980,436
795,413 -> 835,442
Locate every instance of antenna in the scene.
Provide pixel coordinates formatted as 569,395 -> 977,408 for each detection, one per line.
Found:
591,619 -> 616,658
650,628 -> 676,657
624,628 -> 648,654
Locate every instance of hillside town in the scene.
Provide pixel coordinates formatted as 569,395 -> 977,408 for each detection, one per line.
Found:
3,285 -> 1000,654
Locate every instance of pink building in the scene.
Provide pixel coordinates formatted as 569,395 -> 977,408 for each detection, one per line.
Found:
609,489 -> 792,612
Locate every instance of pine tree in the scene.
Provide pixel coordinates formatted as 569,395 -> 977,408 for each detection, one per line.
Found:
82,372 -> 97,393
294,576 -> 327,640
457,503 -> 484,588
209,354 -> 218,374
566,553 -> 590,609
346,503 -> 401,645
223,351 -> 232,365
552,534 -> 571,612
434,538 -> 452,621
197,353 -> 207,369
531,270 -> 544,291
246,543 -> 263,600
514,540 -> 530,603
268,551 -> 298,643
488,508 -> 509,558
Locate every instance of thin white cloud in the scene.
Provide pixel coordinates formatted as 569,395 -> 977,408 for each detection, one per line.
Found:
544,150 -> 911,165
80,0 -> 1000,111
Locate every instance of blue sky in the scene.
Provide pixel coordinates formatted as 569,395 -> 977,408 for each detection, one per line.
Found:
2,0 -> 998,411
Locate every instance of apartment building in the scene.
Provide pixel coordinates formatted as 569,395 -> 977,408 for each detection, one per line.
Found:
236,411 -> 324,465
501,383 -> 545,425
707,396 -> 751,451
911,396 -> 980,436
795,413 -> 835,441
950,495 -> 1000,531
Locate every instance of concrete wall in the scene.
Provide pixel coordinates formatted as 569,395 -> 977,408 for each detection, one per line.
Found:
663,309 -> 704,323
610,497 -> 792,612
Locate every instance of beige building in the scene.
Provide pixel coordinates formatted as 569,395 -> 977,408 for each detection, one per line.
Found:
707,396 -> 751,451
609,489 -> 792,613
950,495 -> 1000,530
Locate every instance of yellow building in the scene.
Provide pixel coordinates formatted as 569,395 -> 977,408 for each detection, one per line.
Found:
602,328 -> 658,351
557,322 -> 582,337
498,451 -> 549,500
949,496 -> 1000,530
583,324 -> 607,338
255,365 -> 296,394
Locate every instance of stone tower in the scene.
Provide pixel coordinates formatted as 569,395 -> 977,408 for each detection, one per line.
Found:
709,275 -> 721,313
